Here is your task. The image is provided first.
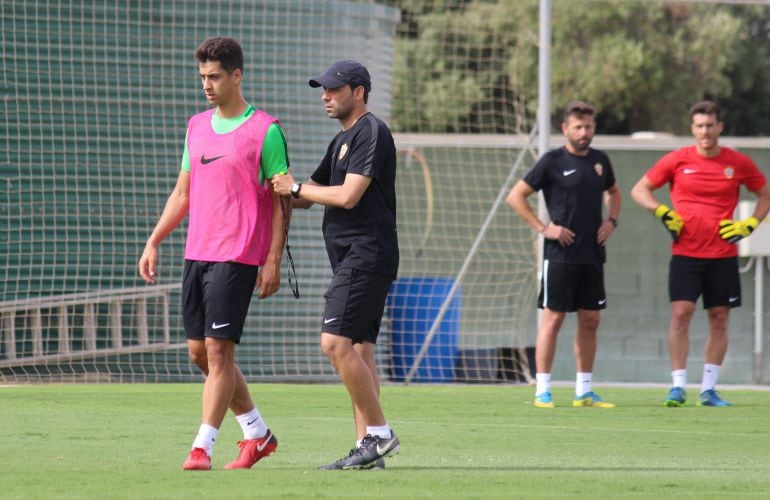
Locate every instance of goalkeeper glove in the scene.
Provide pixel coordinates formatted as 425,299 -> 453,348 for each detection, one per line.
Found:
654,204 -> 684,242
719,216 -> 760,244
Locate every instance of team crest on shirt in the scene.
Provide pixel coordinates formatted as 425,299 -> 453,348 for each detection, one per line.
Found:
724,166 -> 734,179
594,163 -> 603,176
338,143 -> 349,160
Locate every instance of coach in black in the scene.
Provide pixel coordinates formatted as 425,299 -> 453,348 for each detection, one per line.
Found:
507,101 -> 621,409
272,60 -> 400,470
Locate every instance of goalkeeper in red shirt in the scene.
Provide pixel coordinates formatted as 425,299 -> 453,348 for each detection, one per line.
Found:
631,100 -> 770,407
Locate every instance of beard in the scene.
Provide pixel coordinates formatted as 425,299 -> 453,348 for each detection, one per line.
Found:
569,137 -> 591,153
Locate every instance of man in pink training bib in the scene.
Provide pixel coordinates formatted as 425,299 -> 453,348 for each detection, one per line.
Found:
139,37 -> 289,470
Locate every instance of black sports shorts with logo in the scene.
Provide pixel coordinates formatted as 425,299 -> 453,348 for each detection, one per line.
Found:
669,255 -> 741,309
182,260 -> 260,344
538,260 -> 606,312
321,268 -> 394,344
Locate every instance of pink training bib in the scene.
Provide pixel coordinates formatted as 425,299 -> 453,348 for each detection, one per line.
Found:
184,108 -> 277,265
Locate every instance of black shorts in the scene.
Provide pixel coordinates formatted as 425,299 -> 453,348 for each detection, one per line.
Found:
538,260 -> 606,312
322,268 -> 394,344
669,255 -> 740,309
182,260 -> 260,344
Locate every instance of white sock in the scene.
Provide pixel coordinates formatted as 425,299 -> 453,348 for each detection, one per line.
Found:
191,423 -> 219,456
535,373 -> 551,395
576,372 -> 592,397
355,439 -> 363,448
235,408 -> 268,440
701,364 -> 720,393
366,424 -> 392,439
672,369 -> 687,388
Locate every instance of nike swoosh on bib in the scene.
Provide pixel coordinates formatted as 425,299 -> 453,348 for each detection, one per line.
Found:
201,154 -> 226,164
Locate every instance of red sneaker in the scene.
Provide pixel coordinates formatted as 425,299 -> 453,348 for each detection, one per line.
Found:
223,430 -> 278,469
183,447 -> 211,471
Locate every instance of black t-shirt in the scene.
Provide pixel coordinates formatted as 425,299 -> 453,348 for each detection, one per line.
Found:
311,112 -> 399,276
523,147 -> 616,264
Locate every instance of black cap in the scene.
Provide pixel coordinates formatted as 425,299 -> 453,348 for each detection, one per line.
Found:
309,60 -> 371,92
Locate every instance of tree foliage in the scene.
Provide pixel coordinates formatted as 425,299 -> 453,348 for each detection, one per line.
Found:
385,0 -> 770,135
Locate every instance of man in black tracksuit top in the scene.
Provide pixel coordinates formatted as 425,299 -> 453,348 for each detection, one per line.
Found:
272,60 -> 400,470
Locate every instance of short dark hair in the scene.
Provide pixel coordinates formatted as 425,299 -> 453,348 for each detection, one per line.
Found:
563,100 -> 596,121
195,37 -> 243,73
689,100 -> 721,121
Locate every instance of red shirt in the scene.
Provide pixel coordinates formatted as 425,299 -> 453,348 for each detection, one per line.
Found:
646,145 -> 766,258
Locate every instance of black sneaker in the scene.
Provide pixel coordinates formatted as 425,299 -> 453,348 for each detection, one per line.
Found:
350,433 -> 400,469
318,432 -> 400,470
317,448 -> 356,470
317,449 -> 387,471
370,458 -> 385,470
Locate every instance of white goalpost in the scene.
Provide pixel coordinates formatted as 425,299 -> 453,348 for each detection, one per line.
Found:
396,127 -> 540,384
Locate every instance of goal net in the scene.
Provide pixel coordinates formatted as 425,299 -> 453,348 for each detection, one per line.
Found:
1,0 -> 539,383
389,135 -> 539,384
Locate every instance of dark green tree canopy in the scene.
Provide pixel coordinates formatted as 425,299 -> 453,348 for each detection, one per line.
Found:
384,0 -> 770,135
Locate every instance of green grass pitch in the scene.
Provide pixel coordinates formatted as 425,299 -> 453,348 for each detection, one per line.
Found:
2,383 -> 769,498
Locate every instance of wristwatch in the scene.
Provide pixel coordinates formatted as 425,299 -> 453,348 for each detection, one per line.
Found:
290,182 -> 302,199
609,217 -> 619,228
